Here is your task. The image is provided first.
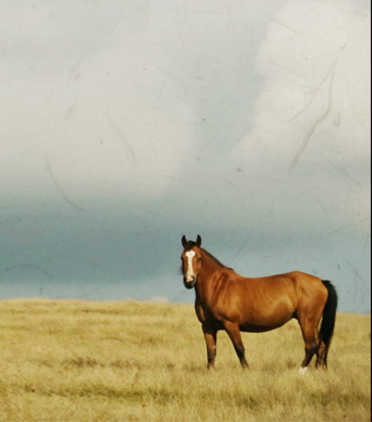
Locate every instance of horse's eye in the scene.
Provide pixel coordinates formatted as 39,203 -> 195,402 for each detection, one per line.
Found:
198,258 -> 202,262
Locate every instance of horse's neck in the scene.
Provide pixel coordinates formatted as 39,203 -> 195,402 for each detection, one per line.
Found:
201,250 -> 222,274
196,250 -> 223,299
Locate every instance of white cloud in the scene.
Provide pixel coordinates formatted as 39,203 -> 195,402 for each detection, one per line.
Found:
230,0 -> 370,231
234,0 -> 370,170
0,0 -> 369,215
0,1 -> 201,202
0,0 -> 286,203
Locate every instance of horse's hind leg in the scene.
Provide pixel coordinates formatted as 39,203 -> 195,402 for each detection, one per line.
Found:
299,319 -> 320,372
315,341 -> 327,369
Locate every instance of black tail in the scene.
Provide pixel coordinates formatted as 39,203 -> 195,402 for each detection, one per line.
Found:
320,280 -> 338,367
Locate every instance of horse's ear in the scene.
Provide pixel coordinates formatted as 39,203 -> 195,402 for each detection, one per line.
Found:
196,235 -> 202,247
181,235 -> 188,248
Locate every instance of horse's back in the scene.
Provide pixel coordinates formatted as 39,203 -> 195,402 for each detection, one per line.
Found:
264,270 -> 328,311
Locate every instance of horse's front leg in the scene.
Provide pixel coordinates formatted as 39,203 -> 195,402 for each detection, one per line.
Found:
223,320 -> 249,369
202,324 -> 217,369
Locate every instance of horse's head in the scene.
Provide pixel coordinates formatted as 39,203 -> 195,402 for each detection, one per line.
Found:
181,235 -> 202,289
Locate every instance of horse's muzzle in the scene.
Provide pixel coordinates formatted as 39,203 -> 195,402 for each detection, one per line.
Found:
184,277 -> 196,289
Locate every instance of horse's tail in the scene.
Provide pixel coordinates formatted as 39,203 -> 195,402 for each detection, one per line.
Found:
320,280 -> 338,367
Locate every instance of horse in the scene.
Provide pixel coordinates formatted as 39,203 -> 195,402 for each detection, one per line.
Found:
180,235 -> 338,371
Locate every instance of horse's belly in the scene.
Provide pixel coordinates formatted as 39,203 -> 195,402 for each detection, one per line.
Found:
239,318 -> 291,333
238,291 -> 296,332
239,307 -> 294,332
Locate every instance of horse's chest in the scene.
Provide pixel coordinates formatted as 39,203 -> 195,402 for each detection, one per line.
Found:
195,300 -> 225,325
195,302 -> 206,323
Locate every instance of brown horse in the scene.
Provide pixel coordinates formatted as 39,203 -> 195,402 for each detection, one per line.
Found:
181,235 -> 338,371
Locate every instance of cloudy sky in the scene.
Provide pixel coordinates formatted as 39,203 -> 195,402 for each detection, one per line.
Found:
0,0 -> 370,312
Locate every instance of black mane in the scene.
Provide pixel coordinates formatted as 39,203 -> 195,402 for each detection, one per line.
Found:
201,248 -> 227,269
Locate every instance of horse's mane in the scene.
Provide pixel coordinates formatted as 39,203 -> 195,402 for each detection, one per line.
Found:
201,248 -> 227,269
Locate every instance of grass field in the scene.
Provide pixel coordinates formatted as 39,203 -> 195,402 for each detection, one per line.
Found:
0,299 -> 370,422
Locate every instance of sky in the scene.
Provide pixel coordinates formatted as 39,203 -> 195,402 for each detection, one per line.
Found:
0,0 -> 370,312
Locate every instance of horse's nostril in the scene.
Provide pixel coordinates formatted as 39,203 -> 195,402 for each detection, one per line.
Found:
184,276 -> 196,289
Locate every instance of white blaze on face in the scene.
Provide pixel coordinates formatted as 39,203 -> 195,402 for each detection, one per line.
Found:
185,250 -> 196,282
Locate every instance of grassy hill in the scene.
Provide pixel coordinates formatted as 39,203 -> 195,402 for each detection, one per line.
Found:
0,299 -> 370,422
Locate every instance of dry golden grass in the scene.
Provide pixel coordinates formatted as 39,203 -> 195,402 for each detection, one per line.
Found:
0,299 -> 370,422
